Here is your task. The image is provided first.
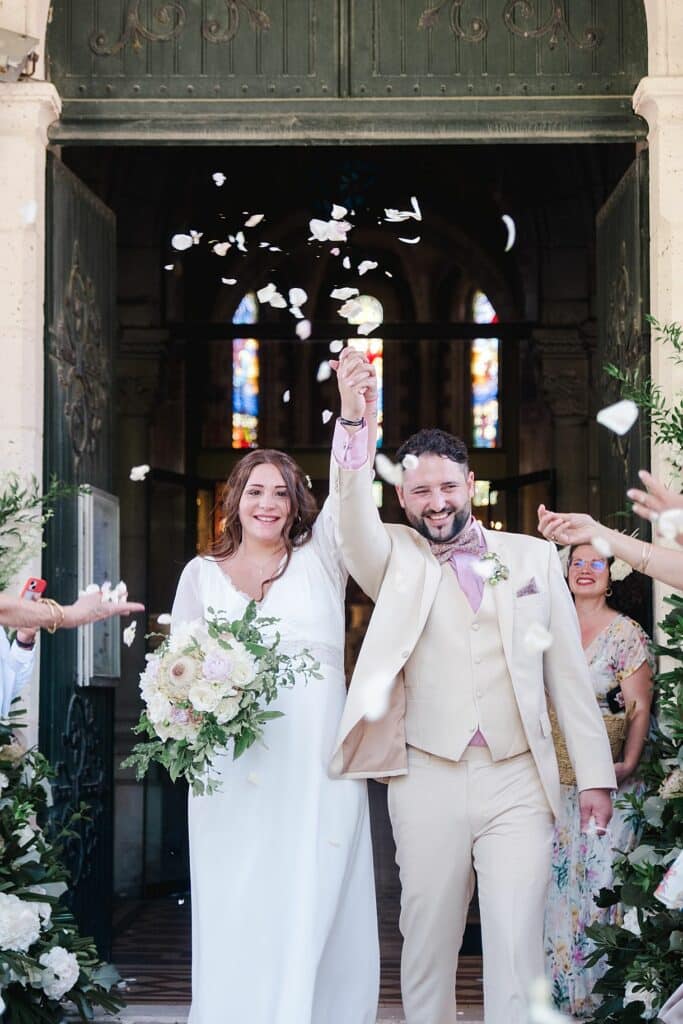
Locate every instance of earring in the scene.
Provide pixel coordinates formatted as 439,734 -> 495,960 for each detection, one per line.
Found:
605,586 -> 613,597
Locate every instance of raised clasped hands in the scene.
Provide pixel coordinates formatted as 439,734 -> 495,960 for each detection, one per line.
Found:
330,347 -> 378,424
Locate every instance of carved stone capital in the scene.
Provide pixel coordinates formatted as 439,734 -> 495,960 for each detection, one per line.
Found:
534,329 -> 590,419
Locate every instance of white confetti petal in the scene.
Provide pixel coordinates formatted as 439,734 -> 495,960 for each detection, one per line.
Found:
329,340 -> 344,354
289,287 -> 308,307
338,299 -> 364,320
317,360 -> 331,382
212,242 -> 231,256
221,277 -> 237,285
171,233 -> 193,251
247,772 -> 261,786
402,454 -> 419,471
20,200 -> 38,225
282,390 -> 291,403
244,213 -> 264,228
385,271 -> 393,278
357,322 -> 379,336
342,256 -> 351,269
358,260 -> 378,276
212,172 -> 226,187
268,246 -> 282,252
257,283 -> 277,304
258,242 -> 270,248
289,306 -> 304,319
657,508 -> 683,540
398,235 -> 421,245
296,319 -> 312,340
164,264 -> 174,271
129,464 -> 150,482
331,286 -> 360,301
596,399 -> 639,436
309,218 -> 352,243
322,409 -> 333,424
592,536 -> 613,557
123,621 -> 137,647
235,231 -> 247,253
269,292 -> 287,309
157,613 -> 172,625
330,247 -> 340,256
410,196 -> 422,221
190,230 -> 203,244
375,454 -> 403,486
523,623 -> 553,654
331,204 -> 348,220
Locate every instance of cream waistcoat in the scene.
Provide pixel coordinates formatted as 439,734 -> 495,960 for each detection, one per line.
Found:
404,565 -> 529,761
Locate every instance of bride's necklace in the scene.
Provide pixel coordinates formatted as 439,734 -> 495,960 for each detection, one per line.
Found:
238,544 -> 286,579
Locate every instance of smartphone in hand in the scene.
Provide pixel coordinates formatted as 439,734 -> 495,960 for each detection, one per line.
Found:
20,577 -> 47,601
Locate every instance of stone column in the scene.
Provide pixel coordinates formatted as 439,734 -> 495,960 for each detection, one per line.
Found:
634,22 -> 683,619
0,81 -> 61,743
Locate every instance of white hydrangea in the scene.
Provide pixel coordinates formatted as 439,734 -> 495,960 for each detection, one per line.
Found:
0,892 -> 42,951
39,945 -> 80,1000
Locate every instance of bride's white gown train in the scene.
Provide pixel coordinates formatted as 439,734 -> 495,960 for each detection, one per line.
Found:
171,501 -> 380,1024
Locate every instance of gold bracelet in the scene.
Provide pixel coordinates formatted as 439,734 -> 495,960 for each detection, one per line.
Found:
638,542 -> 653,575
39,598 -> 65,634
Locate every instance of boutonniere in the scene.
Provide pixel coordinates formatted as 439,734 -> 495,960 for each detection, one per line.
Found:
474,551 -> 510,586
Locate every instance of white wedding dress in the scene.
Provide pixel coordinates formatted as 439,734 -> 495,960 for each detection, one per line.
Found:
171,499 -> 380,1024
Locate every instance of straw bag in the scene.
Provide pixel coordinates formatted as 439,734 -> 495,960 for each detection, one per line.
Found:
549,702 -> 635,787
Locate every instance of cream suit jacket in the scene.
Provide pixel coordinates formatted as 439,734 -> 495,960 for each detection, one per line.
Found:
329,458 -> 617,817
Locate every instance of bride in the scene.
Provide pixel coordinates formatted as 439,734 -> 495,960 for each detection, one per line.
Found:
171,359 -> 380,1024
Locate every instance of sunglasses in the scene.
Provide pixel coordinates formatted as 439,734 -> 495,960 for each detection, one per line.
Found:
570,558 -> 607,572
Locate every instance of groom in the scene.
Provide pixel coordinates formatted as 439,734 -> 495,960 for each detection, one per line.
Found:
329,348 -> 616,1024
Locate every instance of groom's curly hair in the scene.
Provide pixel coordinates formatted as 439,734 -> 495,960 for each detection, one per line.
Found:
396,429 -> 470,471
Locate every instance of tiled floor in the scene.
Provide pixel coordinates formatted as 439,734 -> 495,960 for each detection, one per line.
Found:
112,895 -> 484,1010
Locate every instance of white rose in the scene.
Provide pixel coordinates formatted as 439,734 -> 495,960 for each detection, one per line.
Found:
215,695 -> 241,724
39,945 -> 80,1000
188,681 -> 221,714
0,892 -> 42,951
161,654 -> 199,699
146,692 -> 172,726
231,651 -> 257,688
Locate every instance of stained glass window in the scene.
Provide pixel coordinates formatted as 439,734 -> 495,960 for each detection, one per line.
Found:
347,295 -> 384,448
471,290 -> 500,449
232,293 -> 259,449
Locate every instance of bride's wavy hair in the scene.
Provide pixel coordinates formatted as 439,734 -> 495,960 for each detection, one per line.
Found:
205,449 -> 318,594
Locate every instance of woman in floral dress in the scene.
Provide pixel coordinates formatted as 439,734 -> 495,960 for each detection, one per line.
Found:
544,543 -> 654,1017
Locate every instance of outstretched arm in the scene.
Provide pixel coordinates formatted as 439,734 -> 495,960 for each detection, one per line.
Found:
0,591 -> 144,631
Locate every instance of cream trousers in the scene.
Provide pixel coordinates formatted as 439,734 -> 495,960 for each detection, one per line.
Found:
388,745 -> 554,1024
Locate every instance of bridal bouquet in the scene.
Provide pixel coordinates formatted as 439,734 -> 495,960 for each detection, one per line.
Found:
123,602 -> 320,795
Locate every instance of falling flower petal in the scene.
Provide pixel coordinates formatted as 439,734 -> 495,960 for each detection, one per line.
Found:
657,508 -> 683,541
331,204 -> 348,220
592,536 -> 613,557
331,286 -> 360,301
384,197 -> 422,223
258,242 -> 270,248
398,235 -> 421,245
269,292 -> 287,308
247,772 -> 261,786
171,233 -> 193,251
290,306 -> 304,320
282,390 -> 291,404
244,213 -> 264,228
212,172 -> 226,187
330,247 -> 340,256
157,613 -> 172,625
123,621 -> 137,647
309,218 -> 353,243
296,320 -> 312,340
357,322 -> 379,336
338,298 -> 364,320
329,340 -> 344,354
190,230 -> 203,244
20,200 -> 38,225
523,623 -> 553,654
596,399 -> 639,436
164,264 -> 174,271
358,260 -> 378,276
269,246 -> 282,252
402,454 -> 419,471
385,271 -> 393,278
257,283 -> 277,304
342,256 -> 351,269
375,454 -> 403,486
212,242 -> 231,256
410,196 -> 422,220
235,231 -> 247,253
317,361 -> 332,382
289,287 -> 308,307
322,409 -> 333,424
129,464 -> 150,482
221,277 -> 237,285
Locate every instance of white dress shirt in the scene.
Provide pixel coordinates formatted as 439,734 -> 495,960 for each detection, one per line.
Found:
0,628 -> 35,719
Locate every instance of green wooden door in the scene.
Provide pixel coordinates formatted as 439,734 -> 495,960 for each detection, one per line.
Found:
42,154 -> 117,955
596,151 -> 650,534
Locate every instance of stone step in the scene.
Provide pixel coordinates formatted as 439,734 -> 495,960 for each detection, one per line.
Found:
101,1005 -> 485,1023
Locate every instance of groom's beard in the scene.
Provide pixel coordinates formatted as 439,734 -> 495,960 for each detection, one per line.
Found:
405,502 -> 472,543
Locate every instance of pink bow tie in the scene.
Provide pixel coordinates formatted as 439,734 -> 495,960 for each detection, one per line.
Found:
430,517 -> 485,564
